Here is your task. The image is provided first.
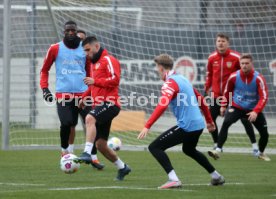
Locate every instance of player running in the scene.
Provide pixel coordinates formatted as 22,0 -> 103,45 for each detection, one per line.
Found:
138,54 -> 225,189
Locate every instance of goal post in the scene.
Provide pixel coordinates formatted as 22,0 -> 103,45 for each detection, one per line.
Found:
2,0 -> 12,150
1,0 -> 276,153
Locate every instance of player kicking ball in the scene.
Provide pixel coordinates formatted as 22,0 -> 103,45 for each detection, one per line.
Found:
74,36 -> 131,181
138,54 -> 225,189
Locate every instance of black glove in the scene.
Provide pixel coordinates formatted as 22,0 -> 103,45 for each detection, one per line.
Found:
42,88 -> 53,102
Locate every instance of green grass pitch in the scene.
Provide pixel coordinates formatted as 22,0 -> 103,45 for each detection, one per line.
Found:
0,150 -> 276,199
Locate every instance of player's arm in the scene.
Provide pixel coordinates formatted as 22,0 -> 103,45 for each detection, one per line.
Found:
94,58 -> 120,88
85,57 -> 91,77
40,44 -> 58,89
40,44 -> 58,102
253,74 -> 268,113
138,79 -> 179,139
220,73 -> 236,116
204,59 -> 213,95
193,88 -> 215,132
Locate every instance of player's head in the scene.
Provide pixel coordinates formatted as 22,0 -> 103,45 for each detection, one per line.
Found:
216,33 -> 230,54
240,53 -> 254,74
82,36 -> 101,60
64,21 -> 77,41
77,29 -> 86,41
154,54 -> 174,81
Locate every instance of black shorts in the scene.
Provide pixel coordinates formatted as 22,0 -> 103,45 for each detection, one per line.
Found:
57,98 -> 79,126
89,102 -> 120,140
150,126 -> 203,152
79,106 -> 92,122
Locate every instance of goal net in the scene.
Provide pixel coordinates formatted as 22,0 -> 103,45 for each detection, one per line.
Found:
1,0 -> 276,153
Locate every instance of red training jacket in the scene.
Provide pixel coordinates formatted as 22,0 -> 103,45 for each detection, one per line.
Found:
222,69 -> 268,113
205,48 -> 240,98
82,49 -> 121,107
145,77 -> 213,129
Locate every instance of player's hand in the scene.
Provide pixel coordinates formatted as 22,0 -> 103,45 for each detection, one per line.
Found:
84,77 -> 94,85
78,99 -> 85,109
207,122 -> 216,133
137,128 -> 150,139
42,88 -> 53,102
220,107 -> 227,116
247,111 -> 258,122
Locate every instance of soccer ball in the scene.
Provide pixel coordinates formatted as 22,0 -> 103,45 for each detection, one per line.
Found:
60,153 -> 80,174
107,137 -> 122,151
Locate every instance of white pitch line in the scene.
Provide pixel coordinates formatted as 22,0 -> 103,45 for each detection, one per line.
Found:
49,186 -> 192,192
0,182 -> 45,186
48,182 -> 245,192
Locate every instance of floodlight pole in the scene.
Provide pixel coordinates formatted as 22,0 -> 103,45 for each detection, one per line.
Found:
2,0 -> 11,150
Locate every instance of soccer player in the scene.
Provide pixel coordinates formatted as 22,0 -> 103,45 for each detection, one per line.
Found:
68,28 -> 87,151
40,21 -> 103,169
68,29 -> 86,153
75,36 -> 131,181
205,33 -> 258,155
208,54 -> 270,161
40,21 -> 89,156
66,28 -> 104,170
138,54 -> 225,189
77,29 -> 86,41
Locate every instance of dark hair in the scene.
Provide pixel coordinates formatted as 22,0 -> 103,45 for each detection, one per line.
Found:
77,29 -> 86,35
240,53 -> 253,61
64,20 -> 77,27
216,32 -> 230,42
82,36 -> 98,46
154,54 -> 174,69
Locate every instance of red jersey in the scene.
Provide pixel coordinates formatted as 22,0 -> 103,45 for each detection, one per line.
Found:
145,76 -> 213,129
82,49 -> 121,107
40,42 -> 91,99
205,49 -> 240,98
222,69 -> 268,113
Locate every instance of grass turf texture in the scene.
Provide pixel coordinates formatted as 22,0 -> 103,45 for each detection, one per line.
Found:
0,150 -> 275,199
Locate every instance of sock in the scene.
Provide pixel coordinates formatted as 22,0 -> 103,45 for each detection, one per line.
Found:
61,147 -> 68,153
114,158 -> 125,170
91,154 -> 98,161
216,147 -> 222,152
67,144 -> 74,153
214,143 -> 217,148
84,142 -> 93,154
168,170 -> 179,181
210,170 -> 221,179
252,143 -> 258,150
